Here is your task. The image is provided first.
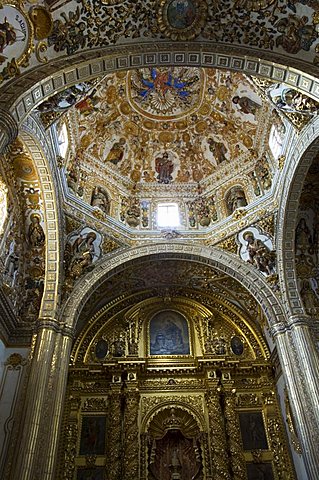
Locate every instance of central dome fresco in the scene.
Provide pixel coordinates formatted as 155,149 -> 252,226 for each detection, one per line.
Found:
60,66 -> 284,231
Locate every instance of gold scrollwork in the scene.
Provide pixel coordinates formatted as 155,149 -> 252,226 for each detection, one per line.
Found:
35,41 -> 48,64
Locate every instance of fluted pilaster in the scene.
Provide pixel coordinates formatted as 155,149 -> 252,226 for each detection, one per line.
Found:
273,316 -> 319,480
9,320 -> 74,480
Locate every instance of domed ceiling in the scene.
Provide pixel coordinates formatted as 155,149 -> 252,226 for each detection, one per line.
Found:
56,66 -> 285,232
66,67 -> 271,189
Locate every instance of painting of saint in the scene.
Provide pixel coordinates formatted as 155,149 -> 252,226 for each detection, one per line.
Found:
232,95 -> 261,116
239,412 -> 268,450
167,0 -> 196,30
79,416 -> 106,455
77,468 -> 105,480
150,310 -> 190,355
246,463 -> 274,480
155,152 -> 174,184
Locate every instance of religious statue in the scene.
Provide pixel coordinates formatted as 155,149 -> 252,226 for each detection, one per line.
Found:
227,187 -> 247,214
67,231 -> 97,280
232,95 -> 261,115
105,138 -> 126,165
91,187 -> 110,215
255,156 -> 272,191
155,152 -> 174,184
207,137 -> 228,164
244,231 -> 275,275
28,214 -> 45,248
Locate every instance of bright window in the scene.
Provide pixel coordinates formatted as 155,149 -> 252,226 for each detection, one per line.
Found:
157,203 -> 179,228
58,123 -> 69,158
269,124 -> 283,159
0,181 -> 7,235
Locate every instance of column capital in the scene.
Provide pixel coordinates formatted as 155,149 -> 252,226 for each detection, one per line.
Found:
36,318 -> 75,338
0,108 -> 18,154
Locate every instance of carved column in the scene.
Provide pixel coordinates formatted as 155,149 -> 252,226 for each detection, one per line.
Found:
8,320 -> 73,480
223,386 -> 247,480
273,317 -> 319,480
123,388 -> 140,480
205,387 -> 231,480
107,385 -> 123,480
0,109 -> 18,154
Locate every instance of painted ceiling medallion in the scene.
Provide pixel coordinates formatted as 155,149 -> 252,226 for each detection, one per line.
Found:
158,0 -> 208,41
0,4 -> 32,82
127,67 -> 204,120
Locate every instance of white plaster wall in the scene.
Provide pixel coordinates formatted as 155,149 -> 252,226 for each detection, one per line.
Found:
276,373 -> 308,480
0,340 -> 29,475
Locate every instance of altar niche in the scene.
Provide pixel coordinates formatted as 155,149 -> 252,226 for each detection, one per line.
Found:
149,310 -> 190,356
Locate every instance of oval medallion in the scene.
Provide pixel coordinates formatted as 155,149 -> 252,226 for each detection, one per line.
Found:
95,339 -> 108,360
231,336 -> 244,356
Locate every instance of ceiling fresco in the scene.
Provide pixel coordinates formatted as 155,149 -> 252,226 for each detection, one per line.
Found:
1,1 -> 319,86
65,67 -> 270,191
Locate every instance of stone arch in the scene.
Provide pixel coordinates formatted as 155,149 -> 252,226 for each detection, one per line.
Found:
19,117 -> 63,319
276,115 -> 319,317
61,243 -> 286,331
1,48 -> 319,127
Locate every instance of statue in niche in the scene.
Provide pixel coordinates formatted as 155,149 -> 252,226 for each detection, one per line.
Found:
105,138 -> 126,165
232,95 -> 261,115
155,152 -> 174,184
66,231 -> 98,280
227,187 -> 247,214
148,428 -> 203,480
91,187 -> 110,215
255,156 -> 272,191
28,214 -> 45,248
244,231 -> 275,275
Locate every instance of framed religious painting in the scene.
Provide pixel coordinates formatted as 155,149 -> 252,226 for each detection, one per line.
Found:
239,412 -> 268,450
246,462 -> 275,480
76,467 -> 105,480
79,415 -> 106,455
149,310 -> 190,356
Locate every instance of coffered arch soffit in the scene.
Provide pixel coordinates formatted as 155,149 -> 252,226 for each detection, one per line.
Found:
8,123 -> 62,320
276,116 -> 319,317
61,244 -> 285,331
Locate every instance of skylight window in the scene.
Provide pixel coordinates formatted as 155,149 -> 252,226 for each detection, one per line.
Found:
157,203 -> 180,228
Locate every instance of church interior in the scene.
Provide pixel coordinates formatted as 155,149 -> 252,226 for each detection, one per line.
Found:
0,0 -> 319,479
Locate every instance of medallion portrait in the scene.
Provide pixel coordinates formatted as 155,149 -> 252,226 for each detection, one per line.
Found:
150,310 -> 190,355
0,5 -> 31,78
157,0 -> 208,41
167,0 -> 196,30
